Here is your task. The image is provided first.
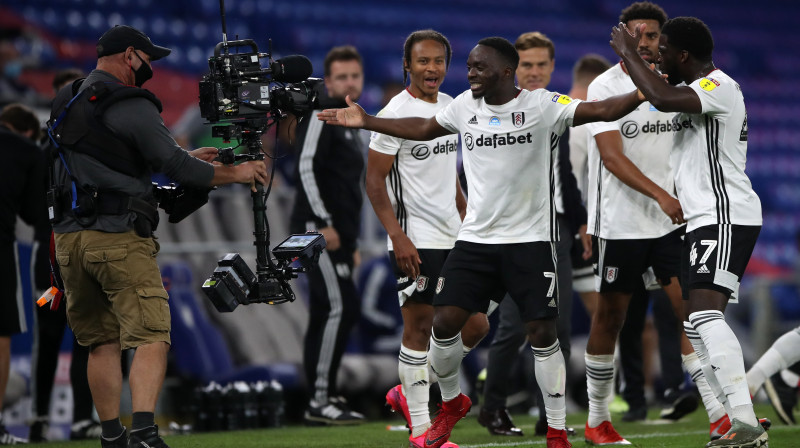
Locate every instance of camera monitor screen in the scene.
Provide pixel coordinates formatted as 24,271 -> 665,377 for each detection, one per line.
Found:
277,234 -> 320,249
272,233 -> 326,262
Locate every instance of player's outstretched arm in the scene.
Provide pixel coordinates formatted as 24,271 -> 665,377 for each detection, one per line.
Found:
572,89 -> 643,126
317,95 -> 452,141
610,23 -> 702,114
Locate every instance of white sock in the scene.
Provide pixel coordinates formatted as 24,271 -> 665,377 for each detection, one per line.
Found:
399,345 -> 431,436
533,341 -> 566,430
684,320 -> 731,417
747,327 -> 800,395
683,352 -> 725,423
689,311 -> 757,427
782,369 -> 800,388
430,332 -> 463,401
585,353 -> 614,428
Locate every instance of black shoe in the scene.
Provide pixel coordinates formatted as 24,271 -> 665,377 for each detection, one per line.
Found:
764,373 -> 797,425
659,388 -> 698,420
71,419 -> 102,440
128,426 -> 169,448
477,407 -> 523,436
304,399 -> 365,425
622,404 -> 648,422
0,424 -> 27,445
27,417 -> 48,443
100,429 -> 127,448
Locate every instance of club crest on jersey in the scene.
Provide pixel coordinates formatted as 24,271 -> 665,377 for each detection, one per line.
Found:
416,275 -> 429,292
489,116 -> 501,126
436,277 -> 445,294
512,112 -> 525,128
699,77 -> 720,91
604,266 -> 619,283
551,93 -> 573,105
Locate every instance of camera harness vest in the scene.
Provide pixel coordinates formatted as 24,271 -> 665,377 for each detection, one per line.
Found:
47,79 -> 160,229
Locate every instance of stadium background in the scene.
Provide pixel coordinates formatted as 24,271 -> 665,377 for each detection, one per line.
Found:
1,0 -> 798,439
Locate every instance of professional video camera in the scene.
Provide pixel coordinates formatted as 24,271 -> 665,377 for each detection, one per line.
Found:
198,0 -> 325,311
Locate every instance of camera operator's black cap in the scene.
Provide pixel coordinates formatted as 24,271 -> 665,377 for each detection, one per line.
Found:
96,25 -> 171,61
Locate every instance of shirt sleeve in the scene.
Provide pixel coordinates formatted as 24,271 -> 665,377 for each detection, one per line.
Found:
435,92 -> 463,134
584,79 -> 620,137
104,98 -> 215,187
296,115 -> 334,227
689,76 -> 734,116
538,90 -> 581,135
369,107 -> 402,155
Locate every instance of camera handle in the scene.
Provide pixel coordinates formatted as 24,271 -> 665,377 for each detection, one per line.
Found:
239,131 -> 274,279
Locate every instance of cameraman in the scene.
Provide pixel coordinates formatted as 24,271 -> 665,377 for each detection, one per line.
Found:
289,45 -> 366,425
50,25 -> 267,448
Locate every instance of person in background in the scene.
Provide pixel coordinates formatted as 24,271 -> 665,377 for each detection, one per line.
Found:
565,54 -> 611,317
289,45 -> 367,425
748,326 -> 800,425
0,102 -> 46,445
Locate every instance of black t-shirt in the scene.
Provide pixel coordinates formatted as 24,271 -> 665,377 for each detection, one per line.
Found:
0,125 -> 47,246
289,111 -> 365,253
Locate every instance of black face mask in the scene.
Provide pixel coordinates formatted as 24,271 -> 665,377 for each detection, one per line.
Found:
131,50 -> 153,87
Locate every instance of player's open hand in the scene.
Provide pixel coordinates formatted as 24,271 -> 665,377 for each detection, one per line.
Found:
657,192 -> 685,225
316,95 -> 366,128
610,22 -> 643,58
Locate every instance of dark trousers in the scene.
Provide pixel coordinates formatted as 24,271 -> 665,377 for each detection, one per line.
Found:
483,216 -> 573,412
303,249 -> 361,405
31,302 -> 93,421
619,286 -> 683,408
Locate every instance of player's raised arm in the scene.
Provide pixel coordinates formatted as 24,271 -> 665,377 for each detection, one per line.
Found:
610,23 -> 701,113
317,95 -> 453,141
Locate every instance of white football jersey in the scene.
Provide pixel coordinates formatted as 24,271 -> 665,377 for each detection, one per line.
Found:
585,63 -> 677,239
672,69 -> 762,231
435,88 -> 579,244
370,89 -> 461,250
568,124 -> 590,203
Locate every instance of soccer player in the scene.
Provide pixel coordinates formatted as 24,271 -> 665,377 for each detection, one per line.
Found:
583,3 -> 719,443
320,36 -> 646,448
368,29 -> 489,448
565,54 -> 611,317
747,327 -> 800,425
290,45 -> 367,425
478,31 -> 584,438
611,16 -> 767,447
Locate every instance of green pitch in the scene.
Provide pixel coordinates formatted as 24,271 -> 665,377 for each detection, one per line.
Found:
27,404 -> 792,447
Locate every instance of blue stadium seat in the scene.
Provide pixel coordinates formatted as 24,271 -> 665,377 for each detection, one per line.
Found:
161,262 -> 291,385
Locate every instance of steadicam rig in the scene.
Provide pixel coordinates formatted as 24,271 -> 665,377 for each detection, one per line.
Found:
199,0 -> 324,310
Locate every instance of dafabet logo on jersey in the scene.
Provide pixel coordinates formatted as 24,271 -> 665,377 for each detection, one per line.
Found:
699,78 -> 720,91
551,93 -> 573,105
